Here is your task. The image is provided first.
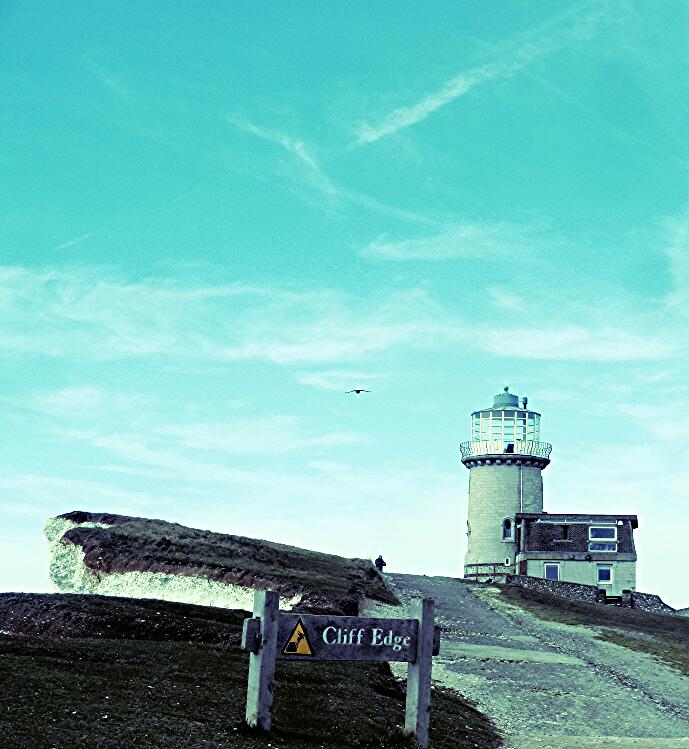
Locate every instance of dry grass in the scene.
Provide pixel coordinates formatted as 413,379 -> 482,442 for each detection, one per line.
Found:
499,585 -> 689,676
0,593 -> 502,749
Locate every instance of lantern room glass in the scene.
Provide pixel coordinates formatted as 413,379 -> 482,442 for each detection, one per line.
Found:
471,409 -> 541,443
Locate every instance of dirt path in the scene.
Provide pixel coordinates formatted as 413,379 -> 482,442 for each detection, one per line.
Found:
362,574 -> 689,744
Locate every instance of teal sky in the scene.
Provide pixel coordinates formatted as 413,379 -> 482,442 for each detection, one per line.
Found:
1,1 -> 688,607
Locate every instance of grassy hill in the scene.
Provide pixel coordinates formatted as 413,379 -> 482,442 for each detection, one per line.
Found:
499,584 -> 689,677
0,593 -> 502,749
54,510 -> 397,614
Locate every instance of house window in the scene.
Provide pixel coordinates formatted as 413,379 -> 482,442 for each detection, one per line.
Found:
589,542 -> 617,552
544,563 -> 559,581
597,565 -> 613,585
589,526 -> 616,540
502,518 -> 513,540
589,526 -> 617,552
562,525 -> 569,540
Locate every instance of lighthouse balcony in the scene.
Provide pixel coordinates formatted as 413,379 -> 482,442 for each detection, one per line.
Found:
459,439 -> 552,461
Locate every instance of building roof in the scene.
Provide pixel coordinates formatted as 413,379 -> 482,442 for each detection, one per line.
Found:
472,386 -> 541,416
515,512 -> 638,529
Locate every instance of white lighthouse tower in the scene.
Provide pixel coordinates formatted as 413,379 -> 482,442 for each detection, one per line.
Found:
460,386 -> 552,581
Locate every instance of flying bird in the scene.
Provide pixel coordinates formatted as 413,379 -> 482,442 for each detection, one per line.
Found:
346,389 -> 372,394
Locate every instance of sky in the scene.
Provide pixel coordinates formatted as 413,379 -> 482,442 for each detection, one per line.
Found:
1,1 -> 688,608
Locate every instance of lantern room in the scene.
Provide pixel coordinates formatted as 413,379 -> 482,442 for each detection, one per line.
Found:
460,386 -> 551,461
470,386 -> 541,443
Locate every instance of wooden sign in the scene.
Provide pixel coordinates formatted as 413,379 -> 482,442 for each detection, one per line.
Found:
241,590 -> 440,747
276,613 -> 420,661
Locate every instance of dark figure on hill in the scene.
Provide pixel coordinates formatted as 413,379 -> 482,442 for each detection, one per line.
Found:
374,555 -> 387,573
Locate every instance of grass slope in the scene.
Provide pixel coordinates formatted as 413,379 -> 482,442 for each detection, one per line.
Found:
0,594 -> 501,749
57,511 -> 396,614
500,585 -> 689,677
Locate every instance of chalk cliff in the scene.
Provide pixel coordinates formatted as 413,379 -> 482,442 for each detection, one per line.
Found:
45,511 -> 396,614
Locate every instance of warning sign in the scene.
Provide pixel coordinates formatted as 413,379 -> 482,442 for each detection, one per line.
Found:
282,619 -> 313,656
242,591 -> 438,747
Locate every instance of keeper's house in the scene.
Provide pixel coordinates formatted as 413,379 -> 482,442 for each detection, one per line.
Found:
513,512 -> 638,597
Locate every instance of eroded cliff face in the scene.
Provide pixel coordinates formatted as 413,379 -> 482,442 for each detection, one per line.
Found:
44,511 -> 396,614
44,514 -> 301,610
45,516 -> 112,594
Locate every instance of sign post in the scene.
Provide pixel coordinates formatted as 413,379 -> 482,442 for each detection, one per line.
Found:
404,597 -> 434,746
241,590 -> 440,747
243,590 -> 279,730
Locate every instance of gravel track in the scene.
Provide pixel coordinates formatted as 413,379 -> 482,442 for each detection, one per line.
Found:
361,573 -> 689,745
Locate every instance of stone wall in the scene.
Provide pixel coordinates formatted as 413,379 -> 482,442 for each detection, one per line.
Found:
620,590 -> 675,614
506,574 -> 676,613
505,574 -> 600,602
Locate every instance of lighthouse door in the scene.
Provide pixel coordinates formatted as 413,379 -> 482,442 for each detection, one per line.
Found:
518,560 -> 527,575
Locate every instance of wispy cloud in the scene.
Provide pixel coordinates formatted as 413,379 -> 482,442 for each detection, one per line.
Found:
525,72 -> 689,170
53,233 -> 95,252
2,386 -> 151,419
0,265 -> 680,373
58,426 -> 458,519
352,3 -> 605,146
157,416 -> 365,455
530,387 -> 575,403
487,286 -> 527,312
229,117 -> 340,201
480,325 -> 675,362
39,387 -> 106,412
0,267 -> 468,367
0,472 -> 168,511
0,262 -> 676,380
342,190 -> 440,227
361,221 -> 539,261
296,370 -> 385,391
663,205 -> 689,316
85,60 -> 137,100
98,464 -> 172,480
57,427 -> 366,501
354,63 -> 515,147
616,400 -> 689,442
229,119 -> 319,172
228,117 -> 438,226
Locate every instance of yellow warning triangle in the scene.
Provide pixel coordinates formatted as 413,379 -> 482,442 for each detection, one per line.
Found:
282,619 -> 313,656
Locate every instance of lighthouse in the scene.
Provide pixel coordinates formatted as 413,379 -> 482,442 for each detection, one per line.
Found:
460,386 -> 552,581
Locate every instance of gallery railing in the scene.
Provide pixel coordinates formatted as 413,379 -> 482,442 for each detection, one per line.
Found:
459,439 -> 552,460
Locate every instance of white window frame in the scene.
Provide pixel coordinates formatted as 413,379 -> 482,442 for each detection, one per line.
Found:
544,563 -> 560,581
589,525 -> 617,552
597,565 -> 613,585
